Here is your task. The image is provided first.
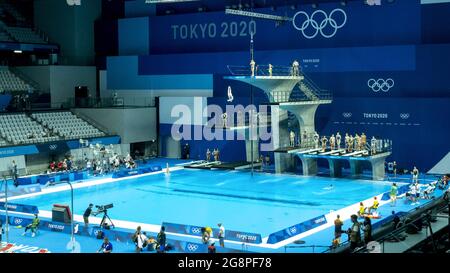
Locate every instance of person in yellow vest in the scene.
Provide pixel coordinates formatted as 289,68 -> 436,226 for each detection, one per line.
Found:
368,196 -> 379,214
357,202 -> 366,218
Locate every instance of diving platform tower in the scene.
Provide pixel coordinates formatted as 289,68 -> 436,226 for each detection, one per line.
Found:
224,66 -> 332,173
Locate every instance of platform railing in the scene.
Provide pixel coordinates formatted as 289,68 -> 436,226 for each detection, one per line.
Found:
227,65 -> 299,77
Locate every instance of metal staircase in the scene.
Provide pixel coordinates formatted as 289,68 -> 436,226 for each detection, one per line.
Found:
298,81 -> 320,101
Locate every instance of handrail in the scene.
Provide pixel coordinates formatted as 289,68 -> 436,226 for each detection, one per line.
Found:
327,197 -> 448,253
227,65 -> 298,77
354,199 -> 448,253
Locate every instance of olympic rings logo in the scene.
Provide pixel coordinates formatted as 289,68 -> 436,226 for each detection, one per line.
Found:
367,78 -> 394,92
342,112 -> 352,118
292,9 -> 347,39
186,243 -> 199,252
49,144 -> 58,150
14,218 -> 23,225
289,226 -> 297,234
191,227 -> 201,234
400,113 -> 410,120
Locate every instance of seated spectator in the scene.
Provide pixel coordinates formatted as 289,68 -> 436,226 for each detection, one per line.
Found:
422,182 -> 437,199
50,161 -> 56,172
357,202 -> 367,218
146,236 -> 157,251
57,161 -> 63,171
22,214 -> 40,237
201,227 -> 210,244
208,242 -> 216,253
97,237 -> 113,253
367,197 -> 379,214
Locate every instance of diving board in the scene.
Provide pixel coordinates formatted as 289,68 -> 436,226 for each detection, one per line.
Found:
319,149 -> 346,156
341,150 -> 369,157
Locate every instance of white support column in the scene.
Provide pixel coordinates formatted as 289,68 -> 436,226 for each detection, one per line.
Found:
327,159 -> 342,177
299,157 -> 318,176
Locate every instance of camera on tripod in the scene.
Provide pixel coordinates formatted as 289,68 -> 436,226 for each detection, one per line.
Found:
95,203 -> 113,213
93,203 -> 115,229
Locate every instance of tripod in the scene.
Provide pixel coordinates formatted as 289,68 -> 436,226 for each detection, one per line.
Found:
98,210 -> 115,229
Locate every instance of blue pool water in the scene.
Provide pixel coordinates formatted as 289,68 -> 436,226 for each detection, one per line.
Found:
17,169 -> 393,236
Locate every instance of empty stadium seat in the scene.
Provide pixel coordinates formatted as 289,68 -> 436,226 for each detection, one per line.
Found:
31,111 -> 106,140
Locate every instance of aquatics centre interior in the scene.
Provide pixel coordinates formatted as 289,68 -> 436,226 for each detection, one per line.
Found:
0,0 -> 449,256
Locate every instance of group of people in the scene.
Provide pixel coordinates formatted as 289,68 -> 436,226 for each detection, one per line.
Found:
249,59 -> 301,77
130,226 -> 167,253
333,214 -> 373,251
85,152 -> 136,175
49,158 -> 73,173
201,223 -> 226,253
357,197 -> 380,219
206,148 -> 220,162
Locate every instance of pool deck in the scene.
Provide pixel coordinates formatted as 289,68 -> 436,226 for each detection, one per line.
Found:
1,162 -> 445,253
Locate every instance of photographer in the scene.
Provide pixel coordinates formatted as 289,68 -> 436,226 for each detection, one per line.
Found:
132,226 -> 148,253
97,237 -> 113,253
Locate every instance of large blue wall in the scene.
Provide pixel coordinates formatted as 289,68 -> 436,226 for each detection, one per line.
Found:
96,0 -> 450,171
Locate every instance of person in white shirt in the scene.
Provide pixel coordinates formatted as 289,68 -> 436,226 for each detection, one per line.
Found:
336,132 -> 342,150
329,134 -> 336,150
135,231 -> 148,253
289,131 -> 296,147
227,86 -> 234,102
292,60 -> 300,76
371,136 -> 377,155
412,166 -> 419,183
250,59 -> 256,77
313,131 -> 319,149
218,223 -> 225,247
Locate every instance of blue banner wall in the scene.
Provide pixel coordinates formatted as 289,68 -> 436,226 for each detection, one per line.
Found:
315,98 -> 450,170
148,0 -> 420,54
138,45 -> 415,76
118,17 -> 149,55
163,222 -> 262,244
66,136 -> 121,149
267,214 -> 327,244
0,202 -> 39,214
0,145 -> 39,158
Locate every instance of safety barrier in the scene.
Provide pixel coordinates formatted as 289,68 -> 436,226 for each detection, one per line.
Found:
112,165 -> 162,178
0,213 -> 246,253
0,202 -> 39,214
266,214 -> 327,244
16,170 -> 88,186
163,222 -> 263,244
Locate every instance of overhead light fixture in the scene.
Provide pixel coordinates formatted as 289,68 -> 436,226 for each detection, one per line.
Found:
225,8 -> 291,22
13,50 -> 22,54
145,0 -> 200,3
